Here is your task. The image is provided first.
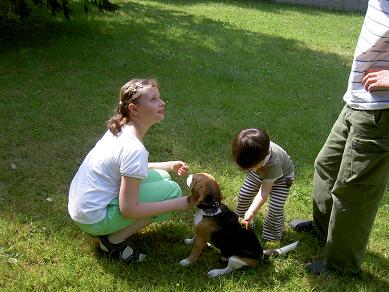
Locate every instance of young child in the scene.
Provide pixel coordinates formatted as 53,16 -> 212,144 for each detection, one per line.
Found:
232,128 -> 294,241
68,78 -> 191,263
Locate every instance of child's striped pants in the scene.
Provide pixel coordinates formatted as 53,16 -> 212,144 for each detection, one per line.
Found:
235,171 -> 291,241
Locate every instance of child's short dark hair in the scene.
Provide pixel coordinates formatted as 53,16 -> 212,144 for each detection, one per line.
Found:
232,128 -> 270,169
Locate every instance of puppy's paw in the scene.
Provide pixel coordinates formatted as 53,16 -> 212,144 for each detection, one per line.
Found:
184,238 -> 194,245
207,268 -> 226,278
179,258 -> 193,266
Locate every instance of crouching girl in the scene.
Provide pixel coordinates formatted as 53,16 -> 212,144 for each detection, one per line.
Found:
68,78 -> 190,263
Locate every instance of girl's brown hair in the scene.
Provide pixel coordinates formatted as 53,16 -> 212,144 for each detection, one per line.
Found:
107,78 -> 159,136
232,128 -> 270,169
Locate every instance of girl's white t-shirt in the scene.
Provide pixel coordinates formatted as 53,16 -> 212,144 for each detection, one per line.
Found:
68,126 -> 149,224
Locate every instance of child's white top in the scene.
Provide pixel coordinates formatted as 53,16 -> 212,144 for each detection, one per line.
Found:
68,125 -> 149,224
343,0 -> 389,110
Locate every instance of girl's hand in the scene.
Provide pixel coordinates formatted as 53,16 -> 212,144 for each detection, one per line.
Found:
170,161 -> 189,176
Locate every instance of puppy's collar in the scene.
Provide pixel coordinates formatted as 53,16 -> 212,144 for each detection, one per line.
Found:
200,208 -> 222,217
197,201 -> 222,216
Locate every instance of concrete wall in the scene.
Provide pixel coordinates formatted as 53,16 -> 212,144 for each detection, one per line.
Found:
274,0 -> 369,12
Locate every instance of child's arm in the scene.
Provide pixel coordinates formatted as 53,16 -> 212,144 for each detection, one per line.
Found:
118,176 -> 190,219
244,181 -> 274,222
148,161 -> 189,176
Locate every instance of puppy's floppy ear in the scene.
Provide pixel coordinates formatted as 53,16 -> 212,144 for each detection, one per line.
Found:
206,182 -> 223,204
212,179 -> 222,201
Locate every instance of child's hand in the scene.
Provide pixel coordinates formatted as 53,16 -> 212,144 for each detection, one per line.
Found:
244,210 -> 255,223
170,161 -> 189,176
239,218 -> 250,230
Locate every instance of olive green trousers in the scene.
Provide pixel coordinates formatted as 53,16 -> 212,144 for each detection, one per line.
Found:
312,105 -> 389,273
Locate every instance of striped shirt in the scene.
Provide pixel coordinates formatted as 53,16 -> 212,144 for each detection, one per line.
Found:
343,0 -> 389,109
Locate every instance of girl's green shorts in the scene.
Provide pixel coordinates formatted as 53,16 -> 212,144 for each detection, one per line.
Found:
75,169 -> 182,236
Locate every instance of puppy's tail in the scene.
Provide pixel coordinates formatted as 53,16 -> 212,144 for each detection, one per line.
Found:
262,241 -> 299,259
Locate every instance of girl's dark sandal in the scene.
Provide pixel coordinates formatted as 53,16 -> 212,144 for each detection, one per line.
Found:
99,236 -> 144,263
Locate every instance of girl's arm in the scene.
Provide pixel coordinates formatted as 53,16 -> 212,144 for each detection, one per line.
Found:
148,161 -> 188,176
119,176 -> 190,219
244,181 -> 274,222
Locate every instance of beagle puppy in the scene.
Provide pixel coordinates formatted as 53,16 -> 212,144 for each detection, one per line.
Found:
180,173 -> 265,277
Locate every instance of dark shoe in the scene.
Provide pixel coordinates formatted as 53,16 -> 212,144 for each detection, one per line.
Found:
306,260 -> 329,275
306,259 -> 362,278
99,236 -> 145,263
289,219 -> 314,232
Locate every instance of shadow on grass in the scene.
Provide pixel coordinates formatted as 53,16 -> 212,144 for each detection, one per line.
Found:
288,226 -> 389,290
93,221 -> 281,289
0,0 -> 387,290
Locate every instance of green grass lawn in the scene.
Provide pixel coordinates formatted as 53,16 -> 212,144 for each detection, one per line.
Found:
0,0 -> 388,290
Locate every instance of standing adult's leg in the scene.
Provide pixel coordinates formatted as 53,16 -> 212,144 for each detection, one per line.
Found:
325,108 -> 389,273
312,105 -> 349,239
